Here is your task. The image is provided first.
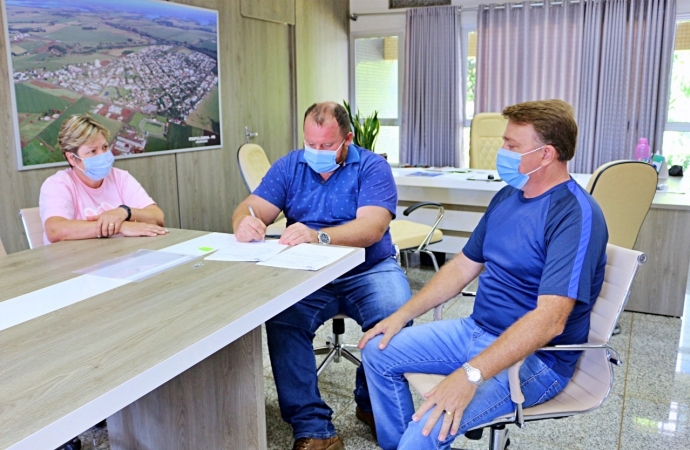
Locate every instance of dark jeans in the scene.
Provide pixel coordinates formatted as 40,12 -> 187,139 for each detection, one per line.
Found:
266,257 -> 411,440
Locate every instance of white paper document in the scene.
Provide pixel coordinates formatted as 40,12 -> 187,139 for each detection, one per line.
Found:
204,240 -> 288,262
75,249 -> 195,282
257,244 -> 354,271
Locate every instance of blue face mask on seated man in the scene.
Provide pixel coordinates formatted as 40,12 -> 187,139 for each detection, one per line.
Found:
73,150 -> 115,181
495,145 -> 545,190
303,140 -> 345,174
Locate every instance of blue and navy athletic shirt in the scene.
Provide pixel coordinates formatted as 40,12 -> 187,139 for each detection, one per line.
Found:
463,178 -> 608,378
253,144 -> 398,277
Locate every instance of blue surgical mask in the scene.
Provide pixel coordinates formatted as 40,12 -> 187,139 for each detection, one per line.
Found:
303,140 -> 345,174
495,146 -> 545,190
73,150 -> 115,181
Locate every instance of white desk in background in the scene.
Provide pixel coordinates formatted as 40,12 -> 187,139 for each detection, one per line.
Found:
393,168 -> 690,317
0,230 -> 364,450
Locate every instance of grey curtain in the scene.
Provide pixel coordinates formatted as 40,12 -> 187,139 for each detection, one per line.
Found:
400,6 -> 464,167
572,0 -> 677,173
475,0 -> 677,173
475,0 -> 585,114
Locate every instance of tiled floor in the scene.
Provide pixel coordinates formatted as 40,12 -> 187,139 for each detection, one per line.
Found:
78,264 -> 690,450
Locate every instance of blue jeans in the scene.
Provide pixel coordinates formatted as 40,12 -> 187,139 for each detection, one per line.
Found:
265,257 -> 411,440
362,317 -> 570,450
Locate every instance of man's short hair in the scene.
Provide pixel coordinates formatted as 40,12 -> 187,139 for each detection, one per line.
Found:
304,102 -> 351,138
58,115 -> 109,166
502,99 -> 578,162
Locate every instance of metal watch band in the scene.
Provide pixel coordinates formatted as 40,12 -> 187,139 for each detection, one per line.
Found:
317,231 -> 330,245
462,362 -> 484,386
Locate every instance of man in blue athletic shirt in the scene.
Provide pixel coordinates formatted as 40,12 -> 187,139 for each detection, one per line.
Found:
232,102 -> 411,450
359,99 -> 608,450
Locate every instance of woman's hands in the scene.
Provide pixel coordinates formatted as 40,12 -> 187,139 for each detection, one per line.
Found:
87,207 -> 128,237
119,221 -> 168,237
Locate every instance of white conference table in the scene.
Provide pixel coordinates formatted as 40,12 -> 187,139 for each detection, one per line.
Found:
393,167 -> 690,317
0,229 -> 364,449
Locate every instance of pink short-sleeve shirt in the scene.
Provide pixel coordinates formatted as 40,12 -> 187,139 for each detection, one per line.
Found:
39,168 -> 156,245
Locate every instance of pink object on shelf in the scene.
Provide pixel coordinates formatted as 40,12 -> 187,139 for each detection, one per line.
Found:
634,138 -> 651,162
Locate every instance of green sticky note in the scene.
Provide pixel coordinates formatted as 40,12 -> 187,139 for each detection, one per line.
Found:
198,246 -> 214,252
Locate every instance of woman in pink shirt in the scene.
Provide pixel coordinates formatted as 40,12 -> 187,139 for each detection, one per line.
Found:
40,115 -> 168,244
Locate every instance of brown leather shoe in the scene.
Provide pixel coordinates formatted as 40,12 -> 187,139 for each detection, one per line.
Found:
356,406 -> 377,439
292,435 -> 344,450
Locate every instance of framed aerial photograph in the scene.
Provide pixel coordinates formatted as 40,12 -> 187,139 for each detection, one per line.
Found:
3,0 -> 222,170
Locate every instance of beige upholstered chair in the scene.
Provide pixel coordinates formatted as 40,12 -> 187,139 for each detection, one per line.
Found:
586,160 -> 657,249
405,244 -> 645,450
236,143 -> 287,236
469,113 -> 509,170
237,143 -> 271,193
0,236 -> 6,256
19,207 -> 44,249
389,202 -> 444,272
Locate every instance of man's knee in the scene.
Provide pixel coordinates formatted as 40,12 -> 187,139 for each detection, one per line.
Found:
361,335 -> 384,368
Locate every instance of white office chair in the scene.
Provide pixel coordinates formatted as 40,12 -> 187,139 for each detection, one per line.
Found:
19,207 -> 44,249
236,143 -> 286,237
405,244 -> 645,450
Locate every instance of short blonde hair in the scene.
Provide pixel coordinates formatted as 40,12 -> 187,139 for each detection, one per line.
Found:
58,115 -> 109,166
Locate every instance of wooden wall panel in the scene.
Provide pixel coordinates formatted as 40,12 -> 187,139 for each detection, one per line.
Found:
115,155 -> 180,229
295,0 -> 350,145
175,0 -> 293,233
241,0 -> 295,25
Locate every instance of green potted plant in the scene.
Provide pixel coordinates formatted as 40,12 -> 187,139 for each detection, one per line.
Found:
343,100 -> 381,153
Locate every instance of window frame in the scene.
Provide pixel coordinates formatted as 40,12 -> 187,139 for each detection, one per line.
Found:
348,31 -> 405,128
666,13 -> 690,134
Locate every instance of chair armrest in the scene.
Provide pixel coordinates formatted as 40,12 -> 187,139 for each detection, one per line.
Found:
538,343 -> 622,366
507,359 -> 526,428
402,202 -> 445,251
433,303 -> 445,321
403,202 -> 444,216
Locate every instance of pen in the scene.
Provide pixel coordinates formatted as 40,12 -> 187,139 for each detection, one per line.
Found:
248,206 -> 264,242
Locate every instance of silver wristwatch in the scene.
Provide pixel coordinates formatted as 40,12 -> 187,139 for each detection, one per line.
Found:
317,230 -> 331,245
462,362 -> 484,386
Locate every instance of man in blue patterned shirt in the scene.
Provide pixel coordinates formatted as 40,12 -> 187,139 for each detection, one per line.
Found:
232,102 -> 411,450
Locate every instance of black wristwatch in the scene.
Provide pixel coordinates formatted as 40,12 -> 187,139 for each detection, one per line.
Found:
119,205 -> 132,221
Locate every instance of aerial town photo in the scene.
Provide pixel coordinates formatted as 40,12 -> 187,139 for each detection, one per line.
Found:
5,0 -> 221,168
